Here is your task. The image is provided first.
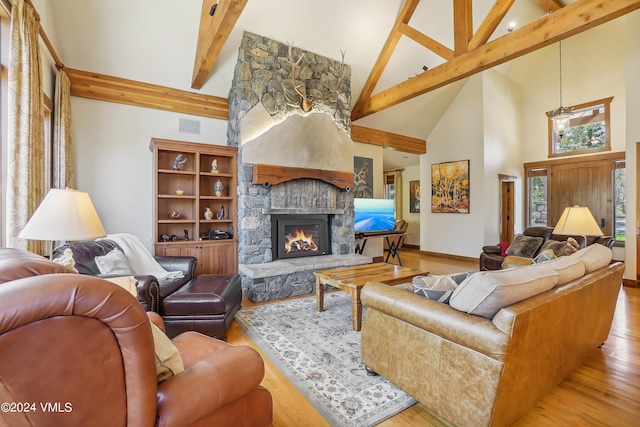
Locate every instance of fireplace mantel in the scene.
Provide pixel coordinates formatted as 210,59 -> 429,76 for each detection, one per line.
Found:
252,164 -> 353,190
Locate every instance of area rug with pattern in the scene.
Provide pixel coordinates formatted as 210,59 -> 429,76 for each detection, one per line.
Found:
235,291 -> 416,427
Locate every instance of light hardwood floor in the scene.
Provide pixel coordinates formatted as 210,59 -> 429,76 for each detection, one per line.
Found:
227,249 -> 640,426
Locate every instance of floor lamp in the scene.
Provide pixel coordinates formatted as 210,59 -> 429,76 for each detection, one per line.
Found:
18,188 -> 106,257
552,205 -> 603,247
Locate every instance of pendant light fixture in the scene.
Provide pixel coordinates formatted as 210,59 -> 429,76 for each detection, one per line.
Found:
549,40 -> 572,137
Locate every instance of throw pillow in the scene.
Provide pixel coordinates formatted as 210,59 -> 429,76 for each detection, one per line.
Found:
539,240 -> 567,258
51,248 -> 79,273
564,237 -> 580,256
497,242 -> 511,257
149,322 -> 184,383
94,249 -> 133,275
412,275 -> 458,303
505,234 -> 544,258
102,276 -> 138,297
532,249 -> 557,264
569,244 -> 612,273
449,264 -> 560,318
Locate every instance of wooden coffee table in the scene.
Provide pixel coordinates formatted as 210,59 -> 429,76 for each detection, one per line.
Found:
314,263 -> 428,331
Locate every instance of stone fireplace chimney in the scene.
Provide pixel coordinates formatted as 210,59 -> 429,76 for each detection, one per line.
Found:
227,32 -> 368,302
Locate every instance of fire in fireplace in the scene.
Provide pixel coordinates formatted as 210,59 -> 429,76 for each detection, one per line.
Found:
272,215 -> 330,260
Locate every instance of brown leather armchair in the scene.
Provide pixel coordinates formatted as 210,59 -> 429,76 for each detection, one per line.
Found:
0,248 -> 272,427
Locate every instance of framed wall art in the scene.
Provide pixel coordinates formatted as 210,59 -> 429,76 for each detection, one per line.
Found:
353,156 -> 373,198
431,160 -> 469,213
409,180 -> 420,213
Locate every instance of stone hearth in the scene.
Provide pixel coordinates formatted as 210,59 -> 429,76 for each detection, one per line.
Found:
228,32 -> 360,302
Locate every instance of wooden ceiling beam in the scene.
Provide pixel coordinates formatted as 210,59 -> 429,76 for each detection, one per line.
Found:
469,0 -> 516,50
191,0 -> 247,89
533,0 -> 564,13
399,23 -> 454,61
352,0 -> 640,120
351,125 -> 426,154
453,0 -> 473,55
67,68 -> 229,120
355,0 -> 421,103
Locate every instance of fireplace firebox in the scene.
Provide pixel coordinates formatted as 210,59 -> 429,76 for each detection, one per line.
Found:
271,215 -> 330,260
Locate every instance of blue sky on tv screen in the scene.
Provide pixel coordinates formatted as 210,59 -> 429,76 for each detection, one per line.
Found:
354,198 -> 395,232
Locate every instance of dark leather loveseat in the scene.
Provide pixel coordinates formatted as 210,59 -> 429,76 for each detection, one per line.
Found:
479,226 -> 614,271
53,240 -> 242,339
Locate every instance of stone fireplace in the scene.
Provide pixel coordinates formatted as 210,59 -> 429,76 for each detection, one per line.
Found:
227,32 -> 371,302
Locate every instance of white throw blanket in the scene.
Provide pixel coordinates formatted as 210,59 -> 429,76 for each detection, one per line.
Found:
101,233 -> 184,280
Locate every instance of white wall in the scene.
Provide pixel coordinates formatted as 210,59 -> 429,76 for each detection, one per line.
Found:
402,164 -> 420,246
481,69 -> 524,244
72,98 -> 228,250
422,75 -> 485,258
624,11 -> 640,279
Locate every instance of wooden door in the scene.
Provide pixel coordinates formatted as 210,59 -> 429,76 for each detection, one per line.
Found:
500,181 -> 515,243
549,160 -> 611,235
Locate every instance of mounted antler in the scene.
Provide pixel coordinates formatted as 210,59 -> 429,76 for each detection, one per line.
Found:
288,43 -> 346,112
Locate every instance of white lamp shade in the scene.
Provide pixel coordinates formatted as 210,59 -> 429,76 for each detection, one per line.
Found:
552,206 -> 603,237
18,189 -> 106,241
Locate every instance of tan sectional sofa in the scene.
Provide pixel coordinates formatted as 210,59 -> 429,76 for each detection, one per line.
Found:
360,245 -> 624,427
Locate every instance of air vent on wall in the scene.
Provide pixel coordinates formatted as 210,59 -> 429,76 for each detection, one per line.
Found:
178,118 -> 201,134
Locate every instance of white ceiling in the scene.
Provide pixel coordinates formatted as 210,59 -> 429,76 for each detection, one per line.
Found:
43,0 -> 572,169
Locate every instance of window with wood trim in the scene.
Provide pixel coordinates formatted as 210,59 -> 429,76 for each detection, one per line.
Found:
547,97 -> 612,157
524,152 -> 625,243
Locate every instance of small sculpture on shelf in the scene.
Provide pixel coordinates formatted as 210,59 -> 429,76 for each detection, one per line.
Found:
214,179 -> 224,197
172,153 -> 188,170
216,205 -> 225,220
175,185 -> 184,195
168,211 -> 181,219
210,159 -> 219,173
204,207 -> 214,220
183,229 -> 189,241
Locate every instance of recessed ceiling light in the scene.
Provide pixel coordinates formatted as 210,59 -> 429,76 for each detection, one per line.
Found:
507,22 -> 516,32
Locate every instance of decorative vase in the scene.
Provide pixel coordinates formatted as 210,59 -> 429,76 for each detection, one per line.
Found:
214,179 -> 224,197
175,185 -> 184,195
204,207 -> 214,220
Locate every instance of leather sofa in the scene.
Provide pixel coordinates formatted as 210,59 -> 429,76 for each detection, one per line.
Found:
479,226 -> 613,271
53,240 -> 242,340
360,246 -> 624,427
0,248 -> 273,427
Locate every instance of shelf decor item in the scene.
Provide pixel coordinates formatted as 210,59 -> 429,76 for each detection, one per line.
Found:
204,207 -> 214,220
175,186 -> 185,195
217,205 -> 225,220
214,179 -> 224,197
168,211 -> 181,219
211,159 -> 219,173
172,153 -> 188,170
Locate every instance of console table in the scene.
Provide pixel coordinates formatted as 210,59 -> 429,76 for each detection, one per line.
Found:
355,232 -> 409,266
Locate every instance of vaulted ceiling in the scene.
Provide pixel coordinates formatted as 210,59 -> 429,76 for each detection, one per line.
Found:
44,0 -> 640,168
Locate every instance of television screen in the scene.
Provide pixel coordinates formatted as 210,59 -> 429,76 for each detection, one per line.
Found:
354,198 -> 395,232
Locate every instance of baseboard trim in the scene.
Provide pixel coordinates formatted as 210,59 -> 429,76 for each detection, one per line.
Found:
403,244 -> 420,250
623,278 -> 639,288
372,256 -> 384,263
417,250 -> 478,264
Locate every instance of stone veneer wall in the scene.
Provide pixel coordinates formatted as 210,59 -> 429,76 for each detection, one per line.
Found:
227,32 -> 356,301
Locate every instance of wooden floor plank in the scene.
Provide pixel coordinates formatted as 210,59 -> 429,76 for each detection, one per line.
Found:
228,249 -> 640,426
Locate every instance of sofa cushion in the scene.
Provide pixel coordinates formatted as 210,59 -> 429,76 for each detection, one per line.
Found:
449,264 -> 560,318
505,234 -> 544,258
542,256 -> 586,285
0,248 -> 75,284
149,322 -> 184,382
102,276 -> 138,297
95,249 -> 133,275
569,244 -> 613,273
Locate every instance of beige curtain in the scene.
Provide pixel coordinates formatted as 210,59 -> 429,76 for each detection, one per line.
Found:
384,170 -> 403,220
6,0 -> 45,253
53,68 -> 74,189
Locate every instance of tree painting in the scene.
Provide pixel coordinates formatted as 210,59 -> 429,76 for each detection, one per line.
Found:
431,160 -> 469,213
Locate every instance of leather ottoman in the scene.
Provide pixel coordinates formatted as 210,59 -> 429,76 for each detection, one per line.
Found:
162,274 -> 242,340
